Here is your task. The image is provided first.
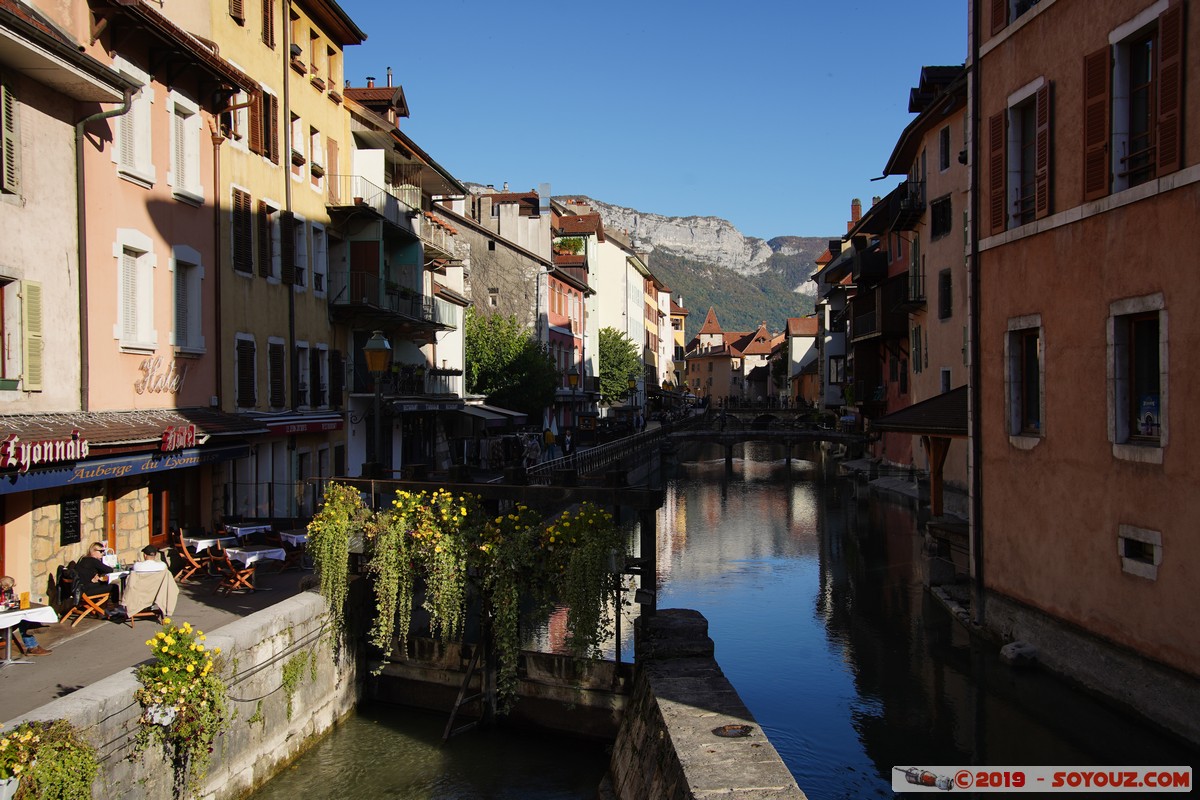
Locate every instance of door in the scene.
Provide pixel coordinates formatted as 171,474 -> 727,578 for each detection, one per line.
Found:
105,493 -> 117,551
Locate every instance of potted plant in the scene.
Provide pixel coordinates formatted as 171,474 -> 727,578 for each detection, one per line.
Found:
0,718 -> 99,799
132,619 -> 228,799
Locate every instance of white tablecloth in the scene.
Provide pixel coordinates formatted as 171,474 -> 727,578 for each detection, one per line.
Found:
280,531 -> 308,546
225,546 -> 286,566
183,536 -> 238,551
227,524 -> 273,539
0,604 -> 58,628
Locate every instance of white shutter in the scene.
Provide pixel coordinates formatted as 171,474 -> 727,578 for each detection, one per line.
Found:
118,107 -> 136,170
1,80 -> 18,194
173,108 -> 187,189
21,280 -> 42,391
175,265 -> 189,348
121,249 -> 139,341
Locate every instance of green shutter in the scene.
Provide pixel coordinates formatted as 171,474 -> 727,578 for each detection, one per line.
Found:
21,280 -> 42,391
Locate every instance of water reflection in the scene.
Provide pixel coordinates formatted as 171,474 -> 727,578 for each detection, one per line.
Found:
658,441 -> 1196,799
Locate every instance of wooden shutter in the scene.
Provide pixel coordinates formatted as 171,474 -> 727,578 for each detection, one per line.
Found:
1,79 -> 18,194
236,339 -> 256,407
257,201 -> 272,278
173,108 -> 187,189
232,189 -> 252,272
229,0 -> 244,23
311,349 -> 324,406
21,280 -> 42,391
329,349 -> 343,409
266,93 -> 280,164
1156,0 -> 1184,175
280,211 -> 295,285
1082,46 -> 1111,201
121,249 -> 139,340
174,266 -> 189,348
118,103 -> 135,169
269,342 -> 285,407
326,137 -> 339,201
248,90 -> 263,155
261,0 -> 275,47
1034,82 -> 1051,219
990,0 -> 1007,37
987,111 -> 1006,235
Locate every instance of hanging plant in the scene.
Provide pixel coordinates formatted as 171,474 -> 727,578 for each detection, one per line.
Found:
133,619 -> 228,799
409,489 -> 478,642
307,482 -> 368,642
0,718 -> 98,800
545,503 -> 627,658
364,493 -> 416,671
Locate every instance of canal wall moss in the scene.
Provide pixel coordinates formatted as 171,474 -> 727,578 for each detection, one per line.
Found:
608,609 -> 808,799
7,591 -> 358,800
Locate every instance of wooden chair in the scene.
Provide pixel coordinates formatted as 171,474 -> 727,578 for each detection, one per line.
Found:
174,531 -> 212,583
127,607 -> 160,627
212,553 -> 256,596
60,579 -> 110,628
265,532 -> 304,572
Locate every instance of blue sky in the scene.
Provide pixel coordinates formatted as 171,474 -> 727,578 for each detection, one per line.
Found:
338,1 -> 967,241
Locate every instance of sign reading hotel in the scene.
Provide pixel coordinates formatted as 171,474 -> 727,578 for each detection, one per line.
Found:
161,424 -> 197,452
0,430 -> 89,473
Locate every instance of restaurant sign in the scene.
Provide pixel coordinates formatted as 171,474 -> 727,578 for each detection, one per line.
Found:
161,424 -> 197,452
0,444 -> 248,495
0,430 -> 89,473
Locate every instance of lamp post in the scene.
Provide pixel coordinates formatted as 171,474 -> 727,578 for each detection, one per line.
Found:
567,370 -> 579,425
363,330 -> 392,476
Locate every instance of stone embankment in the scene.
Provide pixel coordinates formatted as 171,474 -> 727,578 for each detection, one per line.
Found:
608,609 -> 807,799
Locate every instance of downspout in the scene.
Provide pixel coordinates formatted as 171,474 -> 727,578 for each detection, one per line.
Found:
211,125 -> 225,408
283,0 -> 296,412
75,88 -> 135,412
968,1 -> 985,626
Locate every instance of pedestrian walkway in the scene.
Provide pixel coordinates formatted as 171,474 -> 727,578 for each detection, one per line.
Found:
0,569 -> 308,723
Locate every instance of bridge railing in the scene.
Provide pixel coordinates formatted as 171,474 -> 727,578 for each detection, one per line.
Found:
527,427 -> 666,484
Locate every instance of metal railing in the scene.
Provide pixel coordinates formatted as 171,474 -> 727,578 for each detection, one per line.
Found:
326,174 -> 419,230
526,427 -> 666,485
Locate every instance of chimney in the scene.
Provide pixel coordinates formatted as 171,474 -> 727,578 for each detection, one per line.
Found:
848,198 -> 862,232
502,181 -> 509,191
871,195 -> 881,206
366,76 -> 375,88
386,67 -> 392,87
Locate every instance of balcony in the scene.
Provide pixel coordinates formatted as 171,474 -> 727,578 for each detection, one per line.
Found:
896,266 -> 926,312
420,213 -> 465,262
327,270 -> 455,337
327,174 -> 420,234
850,276 -> 908,343
893,179 -> 926,231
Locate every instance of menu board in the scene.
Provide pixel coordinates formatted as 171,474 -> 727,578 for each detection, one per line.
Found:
60,496 -> 81,546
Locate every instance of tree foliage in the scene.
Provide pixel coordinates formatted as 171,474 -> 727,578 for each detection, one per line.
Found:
465,307 -> 558,419
598,327 -> 641,405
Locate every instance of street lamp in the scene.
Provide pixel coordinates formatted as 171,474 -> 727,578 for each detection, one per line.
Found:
363,330 -> 392,476
567,370 -> 579,421
627,376 -> 637,409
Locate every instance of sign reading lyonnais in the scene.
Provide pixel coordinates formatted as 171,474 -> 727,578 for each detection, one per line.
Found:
161,424 -> 197,452
0,430 -> 89,473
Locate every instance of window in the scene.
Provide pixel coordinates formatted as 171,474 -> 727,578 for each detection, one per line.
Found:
296,342 -> 309,406
112,58 -> 155,187
113,229 -> 157,351
326,46 -> 338,89
828,355 -> 845,384
171,245 -> 205,353
938,269 -> 953,320
329,349 -> 344,408
289,113 -> 303,178
991,0 -> 1042,36
311,223 -> 327,293
235,335 -> 256,408
312,346 -> 328,407
1,76 -> 20,195
168,92 -> 203,203
257,200 -> 279,279
1109,294 -> 1166,461
309,126 -> 322,189
229,0 -> 245,24
282,213 -> 307,288
911,325 -> 923,374
232,188 -> 253,273
930,196 -> 952,238
249,88 -> 279,164
488,288 -> 498,308
938,124 -> 951,171
1005,316 -> 1043,439
0,280 -> 41,391
941,368 -> 952,394
260,0 -> 275,48
309,30 -> 320,73
990,77 -> 1050,234
268,338 -> 285,408
1118,524 -> 1162,580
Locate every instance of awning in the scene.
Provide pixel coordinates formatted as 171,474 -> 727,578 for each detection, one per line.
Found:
0,444 -> 248,495
246,412 -> 345,436
868,386 -> 967,437
475,404 -> 526,426
0,407 -> 269,450
389,399 -> 464,413
458,407 -> 507,428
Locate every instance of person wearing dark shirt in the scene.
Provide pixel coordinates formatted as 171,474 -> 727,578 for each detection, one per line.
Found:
76,542 -> 116,599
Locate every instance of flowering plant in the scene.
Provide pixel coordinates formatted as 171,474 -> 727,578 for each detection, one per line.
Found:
0,718 -> 98,799
133,619 -> 228,798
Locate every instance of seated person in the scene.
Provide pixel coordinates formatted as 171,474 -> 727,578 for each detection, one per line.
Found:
132,545 -> 167,573
76,542 -> 118,602
0,576 -> 50,656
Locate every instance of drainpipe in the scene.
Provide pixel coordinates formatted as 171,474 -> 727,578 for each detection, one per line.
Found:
968,1 -> 985,626
75,88 -> 135,412
283,0 -> 296,412
212,126 -> 226,408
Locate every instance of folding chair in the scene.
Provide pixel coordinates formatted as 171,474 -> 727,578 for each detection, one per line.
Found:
60,577 -> 110,628
265,532 -> 304,572
212,553 -> 256,596
127,607 -> 161,627
174,530 -> 212,583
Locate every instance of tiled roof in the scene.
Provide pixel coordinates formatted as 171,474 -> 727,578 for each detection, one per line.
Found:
0,408 -> 269,449
787,317 -> 818,336
699,308 -> 723,334
553,253 -> 585,266
670,300 -> 689,316
555,213 -> 605,241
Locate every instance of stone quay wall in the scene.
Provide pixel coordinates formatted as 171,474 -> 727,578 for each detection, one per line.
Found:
608,609 -> 807,800
8,591 -> 358,800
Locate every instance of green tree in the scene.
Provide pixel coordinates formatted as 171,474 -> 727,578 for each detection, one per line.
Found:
598,327 -> 641,405
465,307 -> 558,419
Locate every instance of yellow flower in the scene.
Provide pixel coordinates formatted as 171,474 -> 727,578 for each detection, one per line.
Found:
156,632 -> 166,640
161,667 -> 169,674
186,664 -> 194,673
161,646 -> 171,653
162,617 -> 171,625
145,640 -> 155,647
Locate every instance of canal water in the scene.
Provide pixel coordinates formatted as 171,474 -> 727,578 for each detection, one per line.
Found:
253,442 -> 1196,799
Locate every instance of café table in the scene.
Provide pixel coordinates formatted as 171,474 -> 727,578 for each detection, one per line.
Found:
279,531 -> 308,547
226,524 -> 273,540
225,545 -> 287,567
182,534 -> 238,552
0,604 -> 59,666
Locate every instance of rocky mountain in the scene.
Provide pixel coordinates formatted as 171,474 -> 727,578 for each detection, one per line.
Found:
559,195 -> 831,339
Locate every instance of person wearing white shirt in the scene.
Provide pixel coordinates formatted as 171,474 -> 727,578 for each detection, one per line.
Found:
132,545 -> 167,573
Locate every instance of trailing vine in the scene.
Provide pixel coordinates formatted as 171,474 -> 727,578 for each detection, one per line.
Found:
281,652 -> 310,721
306,482 -> 366,643
364,494 -> 416,672
547,503 -> 626,658
0,718 -> 98,800
410,489 -> 477,642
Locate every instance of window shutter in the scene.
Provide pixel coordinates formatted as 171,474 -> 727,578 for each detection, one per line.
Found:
236,339 -> 256,407
310,348 -> 323,406
990,0 -> 1007,37
326,137 -> 339,200
173,108 -> 187,189
329,349 -> 343,409
1034,82 -> 1051,219
267,93 -> 279,164
1082,46 -> 1111,201
261,0 -> 275,47
121,249 -> 139,340
1,80 -> 18,194
229,0 -> 244,23
232,189 -> 252,272
269,342 -> 285,407
118,104 -> 135,170
987,111 -> 1006,235
248,90 -> 263,155
21,280 -> 42,391
1156,0 -> 1184,175
175,266 -> 189,348
280,211 -> 295,285
257,201 -> 272,278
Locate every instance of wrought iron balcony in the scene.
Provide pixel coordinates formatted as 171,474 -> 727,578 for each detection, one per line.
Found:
326,174 -> 420,233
